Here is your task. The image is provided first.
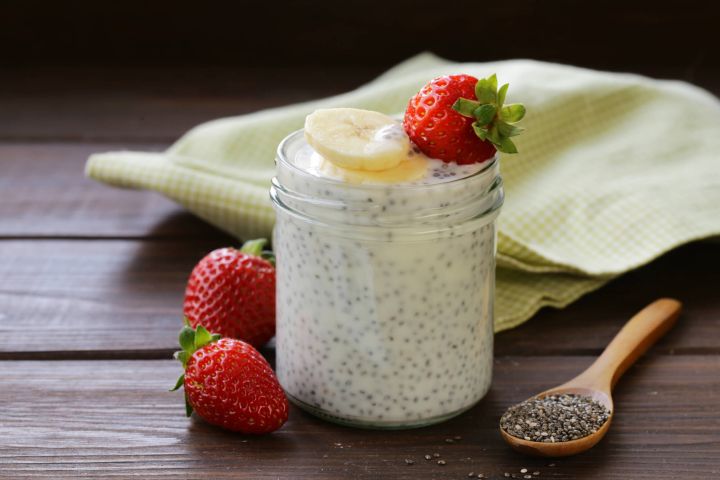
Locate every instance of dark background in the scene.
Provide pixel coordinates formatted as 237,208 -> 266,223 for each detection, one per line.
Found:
3,0 -> 719,73
2,0 -> 719,143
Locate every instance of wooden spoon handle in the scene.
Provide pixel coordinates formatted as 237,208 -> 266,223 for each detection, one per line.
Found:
573,298 -> 682,392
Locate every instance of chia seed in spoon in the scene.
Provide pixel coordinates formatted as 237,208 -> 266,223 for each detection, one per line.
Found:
500,394 -> 611,443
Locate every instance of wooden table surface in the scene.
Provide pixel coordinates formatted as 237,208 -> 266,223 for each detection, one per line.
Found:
1,66 -> 719,479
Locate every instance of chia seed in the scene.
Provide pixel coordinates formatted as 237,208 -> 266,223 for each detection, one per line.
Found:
500,394 -> 611,442
274,130 -> 500,427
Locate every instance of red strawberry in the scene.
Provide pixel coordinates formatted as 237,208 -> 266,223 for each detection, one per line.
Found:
184,239 -> 275,347
171,325 -> 289,434
403,73 -> 526,164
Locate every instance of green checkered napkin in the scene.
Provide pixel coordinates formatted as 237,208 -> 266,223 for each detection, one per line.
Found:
86,53 -> 720,332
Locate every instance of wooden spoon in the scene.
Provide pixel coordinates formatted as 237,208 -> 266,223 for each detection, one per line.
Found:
500,298 -> 682,457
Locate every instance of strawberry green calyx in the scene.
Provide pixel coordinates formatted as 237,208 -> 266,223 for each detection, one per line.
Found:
239,238 -> 276,267
170,325 -> 221,416
451,74 -> 526,154
173,325 -> 220,369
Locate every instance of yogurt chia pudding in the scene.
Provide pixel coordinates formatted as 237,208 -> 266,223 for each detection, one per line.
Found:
270,75 -> 525,428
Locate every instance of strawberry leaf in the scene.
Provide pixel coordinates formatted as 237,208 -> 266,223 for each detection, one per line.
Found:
261,250 -> 276,267
472,122 -> 489,140
240,238 -> 268,257
170,373 -> 185,392
498,137 -> 518,154
452,98 -> 481,118
179,326 -> 195,352
194,325 -> 212,350
185,396 -> 194,417
473,104 -> 497,126
497,83 -> 509,108
475,75 -> 498,104
488,74 -> 498,92
487,125 -> 502,146
174,350 -> 189,367
497,121 -> 525,138
501,104 -> 526,123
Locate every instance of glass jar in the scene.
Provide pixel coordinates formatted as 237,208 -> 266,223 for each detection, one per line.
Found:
270,130 -> 504,429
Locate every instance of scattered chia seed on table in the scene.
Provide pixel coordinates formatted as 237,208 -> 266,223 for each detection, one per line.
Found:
500,394 -> 611,442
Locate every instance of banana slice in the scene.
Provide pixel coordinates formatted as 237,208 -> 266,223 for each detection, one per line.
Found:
304,108 -> 409,171
312,151 -> 429,184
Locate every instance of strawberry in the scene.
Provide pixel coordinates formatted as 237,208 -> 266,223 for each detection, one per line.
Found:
403,73 -> 526,164
171,325 -> 289,434
184,239 -> 276,347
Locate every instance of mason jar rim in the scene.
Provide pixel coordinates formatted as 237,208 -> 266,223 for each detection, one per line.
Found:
271,128 -> 504,233
276,129 -> 501,191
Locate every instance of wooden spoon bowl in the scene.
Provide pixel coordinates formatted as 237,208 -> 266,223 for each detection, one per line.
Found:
500,298 -> 681,457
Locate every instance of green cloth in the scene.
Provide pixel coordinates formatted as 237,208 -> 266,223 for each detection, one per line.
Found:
86,53 -> 720,332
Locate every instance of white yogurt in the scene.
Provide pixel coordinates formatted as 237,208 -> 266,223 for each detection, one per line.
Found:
271,129 -> 503,428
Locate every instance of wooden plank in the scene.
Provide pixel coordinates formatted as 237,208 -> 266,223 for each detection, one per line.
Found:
0,143 -> 234,239
0,239 -> 209,355
1,66 -> 718,142
0,68 -> 378,142
1,239 -> 718,357
496,240 -> 720,355
0,356 -> 717,479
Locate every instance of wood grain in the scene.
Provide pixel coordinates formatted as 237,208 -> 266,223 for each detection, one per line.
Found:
0,239 -> 211,355
0,66 -> 718,143
0,68 -> 378,142
0,143 -> 235,239
495,242 -> 720,356
1,59 -> 719,480
0,357 -> 717,479
0,239 -> 718,357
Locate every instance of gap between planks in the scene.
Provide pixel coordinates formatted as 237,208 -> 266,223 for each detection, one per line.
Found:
0,347 -> 716,362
